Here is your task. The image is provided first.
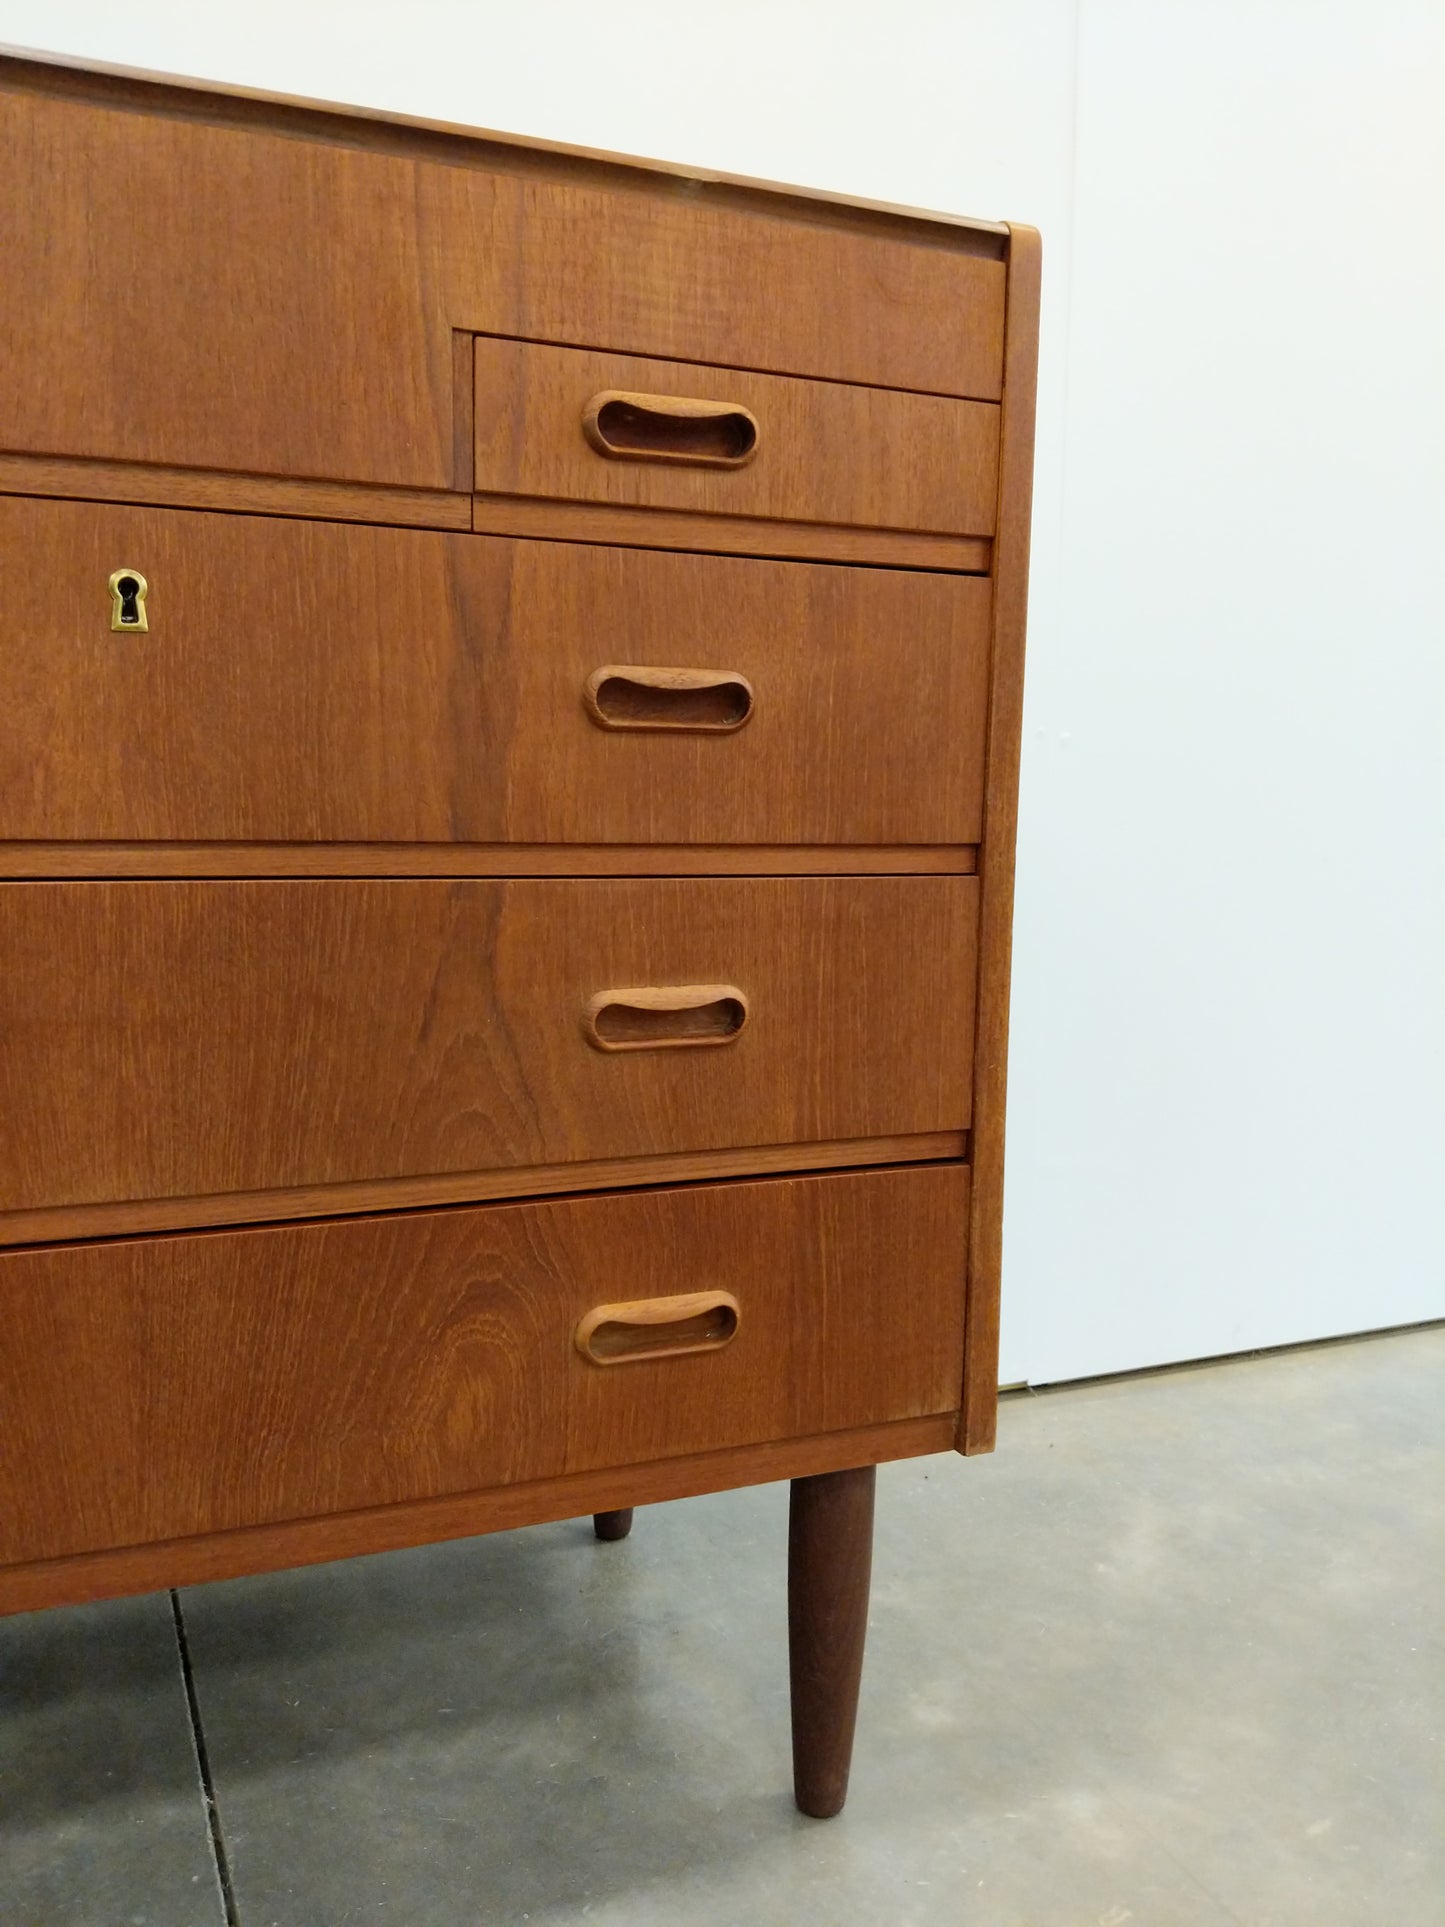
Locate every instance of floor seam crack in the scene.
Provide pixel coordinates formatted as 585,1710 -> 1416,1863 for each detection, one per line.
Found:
170,1588 -> 242,1927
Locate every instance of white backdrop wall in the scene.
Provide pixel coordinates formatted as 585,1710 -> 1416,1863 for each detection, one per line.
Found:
4,2 -> 1441,1383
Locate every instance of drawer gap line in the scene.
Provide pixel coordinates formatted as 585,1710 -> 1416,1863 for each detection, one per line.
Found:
469,327 -> 1006,407
0,1137 -> 971,1252
0,846 -> 981,880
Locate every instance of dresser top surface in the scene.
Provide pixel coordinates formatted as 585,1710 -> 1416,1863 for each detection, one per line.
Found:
0,41 -> 1011,249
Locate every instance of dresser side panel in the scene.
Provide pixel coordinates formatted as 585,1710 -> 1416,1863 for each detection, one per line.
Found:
959,224 -> 1041,1453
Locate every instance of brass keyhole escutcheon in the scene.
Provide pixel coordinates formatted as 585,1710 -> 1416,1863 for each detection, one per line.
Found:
108,568 -> 149,633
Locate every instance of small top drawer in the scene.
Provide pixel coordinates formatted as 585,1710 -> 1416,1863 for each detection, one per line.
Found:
473,338 -> 1001,540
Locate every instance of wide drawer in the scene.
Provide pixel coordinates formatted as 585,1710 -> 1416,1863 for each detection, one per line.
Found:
0,497 -> 990,847
0,877 -> 976,1218
474,337 -> 1000,538
0,1164 -> 968,1566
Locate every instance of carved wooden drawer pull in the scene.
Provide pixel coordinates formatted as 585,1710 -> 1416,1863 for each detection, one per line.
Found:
584,665 -> 755,733
582,390 -> 759,468
575,1291 -> 741,1365
583,983 -> 750,1052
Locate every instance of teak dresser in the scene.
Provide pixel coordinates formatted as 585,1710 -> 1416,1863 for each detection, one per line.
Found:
0,49 -> 1039,1819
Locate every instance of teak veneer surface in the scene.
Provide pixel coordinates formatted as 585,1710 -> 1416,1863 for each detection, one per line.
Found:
0,877 -> 977,1215
0,498 -> 992,847
473,339 -> 1000,537
0,52 -> 1040,1669
0,846 -> 978,881
0,62 -> 1005,492
0,45 -> 1010,244
468,495 -> 993,571
0,1134 -> 967,1251
0,451 -> 474,531
0,1414 -> 958,1619
0,1164 -> 968,1568
0,452 -> 992,573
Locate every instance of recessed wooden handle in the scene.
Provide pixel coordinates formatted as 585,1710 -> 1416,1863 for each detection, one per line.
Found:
575,1291 -> 741,1365
584,665 -> 755,733
582,390 -> 759,468
583,983 -> 749,1052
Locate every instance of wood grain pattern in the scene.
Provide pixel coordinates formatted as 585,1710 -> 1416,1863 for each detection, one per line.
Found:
470,495 -> 992,571
0,47 -> 1010,248
582,984 -> 750,1052
0,50 -> 1040,1680
0,452 -> 471,531
0,878 -> 977,1215
0,1135 -> 966,1251
583,664 -> 756,733
475,338 -> 1000,537
0,1164 -> 968,1567
0,845 -> 978,880
0,63 -> 1005,494
582,390 -> 760,468
959,225 -> 1042,1457
0,499 -> 992,848
574,1290 -> 741,1365
451,328 -> 476,492
0,79 -> 452,488
0,1413 -> 956,1618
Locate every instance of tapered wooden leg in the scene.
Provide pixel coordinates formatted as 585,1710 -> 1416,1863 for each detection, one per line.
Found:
788,1464 -> 876,1818
592,1508 -> 634,1541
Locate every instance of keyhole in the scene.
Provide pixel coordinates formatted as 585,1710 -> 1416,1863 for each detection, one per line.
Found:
108,568 -> 149,633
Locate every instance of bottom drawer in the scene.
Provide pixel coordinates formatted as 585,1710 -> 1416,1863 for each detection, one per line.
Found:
0,1164 -> 967,1567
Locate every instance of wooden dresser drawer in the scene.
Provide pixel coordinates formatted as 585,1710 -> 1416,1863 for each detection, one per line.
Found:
0,497 -> 990,847
474,338 -> 1000,539
0,878 -> 976,1221
0,1164 -> 968,1566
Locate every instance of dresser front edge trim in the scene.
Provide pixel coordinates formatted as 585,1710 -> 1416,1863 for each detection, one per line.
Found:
0,1136 -> 969,1249
0,1414 -> 957,1616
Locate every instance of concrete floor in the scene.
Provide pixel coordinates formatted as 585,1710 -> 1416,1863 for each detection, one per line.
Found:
1,1326 -> 1440,1926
